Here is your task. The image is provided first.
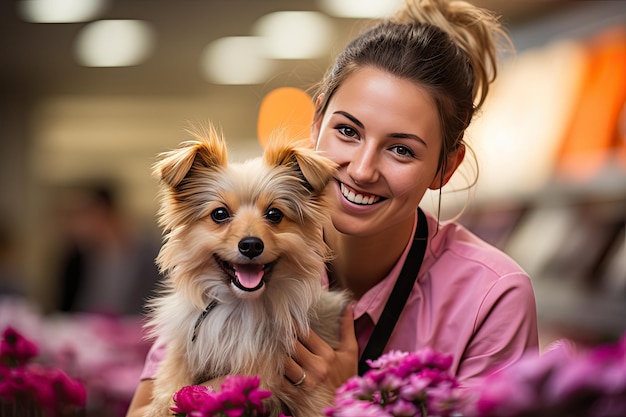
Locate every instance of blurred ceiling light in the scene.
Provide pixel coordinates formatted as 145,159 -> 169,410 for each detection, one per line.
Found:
200,36 -> 276,85
253,11 -> 333,59
318,0 -> 403,18
17,0 -> 107,23
74,20 -> 155,67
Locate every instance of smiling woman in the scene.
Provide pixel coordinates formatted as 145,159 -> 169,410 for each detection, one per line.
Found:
313,68 -> 447,244
303,0 -> 538,391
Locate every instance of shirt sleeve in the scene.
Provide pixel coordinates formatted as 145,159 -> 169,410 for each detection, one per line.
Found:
139,339 -> 167,380
457,272 -> 539,387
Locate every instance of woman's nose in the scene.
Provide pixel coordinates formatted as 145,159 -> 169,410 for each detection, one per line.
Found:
347,143 -> 380,184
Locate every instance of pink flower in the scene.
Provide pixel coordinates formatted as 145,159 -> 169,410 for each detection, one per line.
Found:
246,385 -> 273,410
328,349 -> 463,417
399,373 -> 430,400
0,366 -> 30,399
325,399 -> 392,417
425,380 -> 463,416
0,325 -> 87,416
367,350 -> 408,370
415,347 -> 453,371
475,333 -> 626,417
0,326 -> 38,367
220,375 -> 272,416
384,398 -> 419,416
49,366 -> 87,407
171,385 -> 220,415
171,375 -> 274,417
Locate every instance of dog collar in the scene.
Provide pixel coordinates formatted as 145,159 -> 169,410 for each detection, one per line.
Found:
191,300 -> 218,342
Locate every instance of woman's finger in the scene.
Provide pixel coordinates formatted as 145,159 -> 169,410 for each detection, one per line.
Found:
338,302 -> 358,355
284,355 -> 308,387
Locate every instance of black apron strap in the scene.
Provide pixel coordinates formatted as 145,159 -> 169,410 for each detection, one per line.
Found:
358,207 -> 429,375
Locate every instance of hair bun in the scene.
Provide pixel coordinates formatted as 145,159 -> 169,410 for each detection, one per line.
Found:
392,0 -> 512,107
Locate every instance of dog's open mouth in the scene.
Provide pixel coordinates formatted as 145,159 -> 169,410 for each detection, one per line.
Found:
214,254 -> 276,292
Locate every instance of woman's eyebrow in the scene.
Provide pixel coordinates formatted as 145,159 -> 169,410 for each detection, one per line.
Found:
334,110 -> 427,147
334,111 -> 364,129
390,133 -> 427,148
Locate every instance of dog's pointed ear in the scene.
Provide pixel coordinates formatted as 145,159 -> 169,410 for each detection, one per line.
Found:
264,135 -> 336,194
153,124 -> 228,188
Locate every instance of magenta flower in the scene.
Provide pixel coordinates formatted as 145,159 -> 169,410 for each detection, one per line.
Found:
325,398 -> 392,417
328,349 -> 463,417
0,366 -> 31,399
335,374 -> 379,404
47,365 -> 87,408
475,332 -> 626,417
0,326 -> 38,367
367,350 -> 408,370
385,398 -> 418,416
424,380 -> 464,416
0,326 -> 86,416
18,363 -> 86,414
171,375 -> 275,417
172,385 -> 221,415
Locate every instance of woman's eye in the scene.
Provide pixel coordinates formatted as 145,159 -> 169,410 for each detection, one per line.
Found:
390,145 -> 415,158
265,208 -> 283,224
337,126 -> 359,139
211,207 -> 231,223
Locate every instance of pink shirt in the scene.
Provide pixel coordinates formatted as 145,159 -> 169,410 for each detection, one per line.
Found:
352,209 -> 538,387
140,209 -> 539,386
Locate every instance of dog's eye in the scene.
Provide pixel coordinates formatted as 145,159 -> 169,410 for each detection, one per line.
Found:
211,207 -> 231,223
265,208 -> 283,224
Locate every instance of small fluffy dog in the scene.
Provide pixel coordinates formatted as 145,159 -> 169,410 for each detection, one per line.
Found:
145,124 -> 350,417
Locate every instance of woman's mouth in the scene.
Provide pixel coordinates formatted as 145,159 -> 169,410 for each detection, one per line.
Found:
339,182 -> 382,205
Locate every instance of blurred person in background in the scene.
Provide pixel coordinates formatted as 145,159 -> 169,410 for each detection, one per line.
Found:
56,183 -> 161,316
0,222 -> 27,297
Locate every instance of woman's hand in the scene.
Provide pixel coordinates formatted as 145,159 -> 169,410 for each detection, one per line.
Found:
284,303 -> 358,393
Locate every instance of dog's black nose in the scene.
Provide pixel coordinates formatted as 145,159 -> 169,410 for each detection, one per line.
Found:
238,237 -> 264,259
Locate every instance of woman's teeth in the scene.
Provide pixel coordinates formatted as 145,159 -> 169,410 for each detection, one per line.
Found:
340,183 -> 381,205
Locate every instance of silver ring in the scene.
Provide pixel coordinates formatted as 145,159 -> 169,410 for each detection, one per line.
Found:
292,370 -> 306,386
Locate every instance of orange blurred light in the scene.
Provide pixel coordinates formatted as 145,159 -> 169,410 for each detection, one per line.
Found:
257,87 -> 315,147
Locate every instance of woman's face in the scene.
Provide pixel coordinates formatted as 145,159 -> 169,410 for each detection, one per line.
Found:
312,67 -> 459,238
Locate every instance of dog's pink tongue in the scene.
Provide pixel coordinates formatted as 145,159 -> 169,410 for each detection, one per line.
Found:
234,264 -> 264,289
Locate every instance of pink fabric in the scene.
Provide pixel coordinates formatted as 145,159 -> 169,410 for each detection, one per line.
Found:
139,337 -> 166,380
140,209 -> 539,386
352,209 -> 538,387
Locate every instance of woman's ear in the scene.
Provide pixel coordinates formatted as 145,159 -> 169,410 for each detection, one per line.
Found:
310,94 -> 325,149
428,144 -> 466,190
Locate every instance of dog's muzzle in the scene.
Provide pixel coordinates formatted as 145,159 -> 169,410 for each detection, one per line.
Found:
213,253 -> 276,293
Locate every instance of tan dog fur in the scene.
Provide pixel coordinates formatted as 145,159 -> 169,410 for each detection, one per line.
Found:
145,124 -> 349,417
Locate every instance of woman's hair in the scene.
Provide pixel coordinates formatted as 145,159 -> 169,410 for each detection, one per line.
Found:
313,0 -> 511,183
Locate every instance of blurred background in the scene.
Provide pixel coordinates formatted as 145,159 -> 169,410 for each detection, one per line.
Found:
0,0 -> 625,414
